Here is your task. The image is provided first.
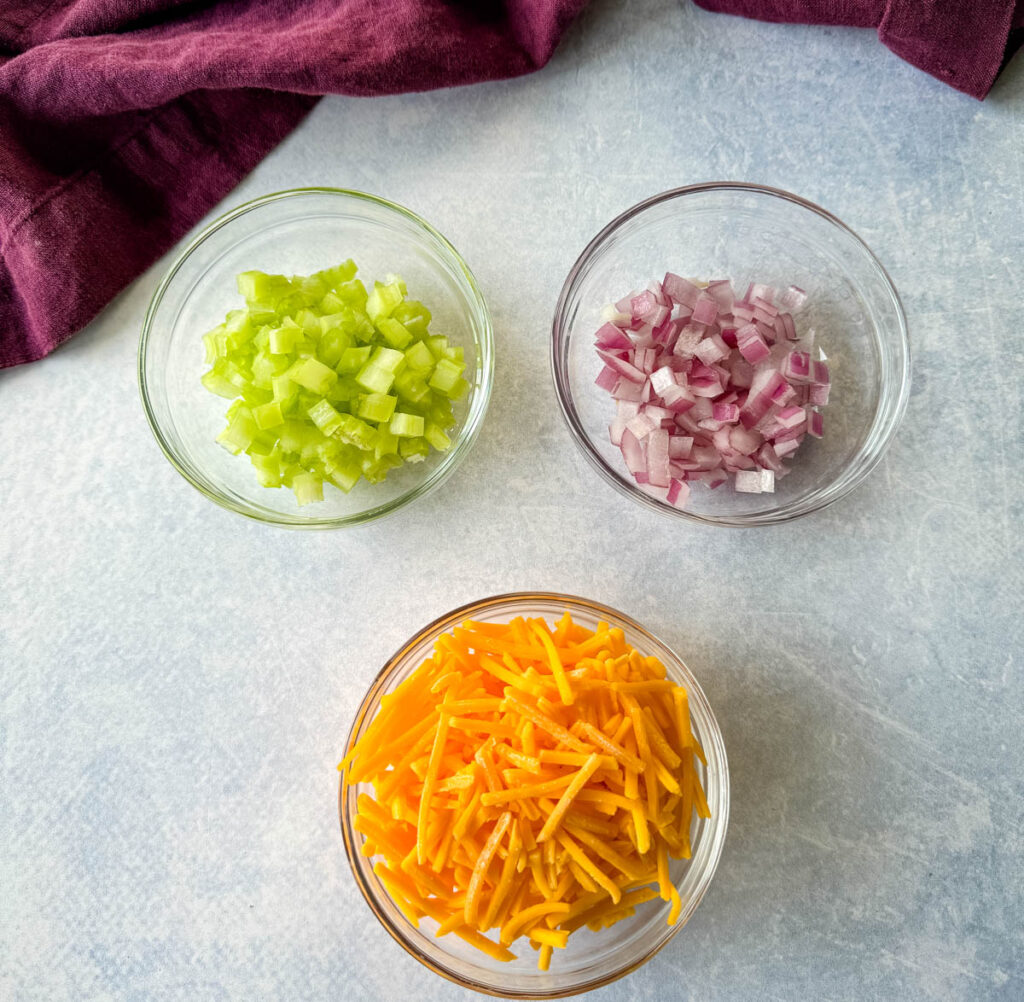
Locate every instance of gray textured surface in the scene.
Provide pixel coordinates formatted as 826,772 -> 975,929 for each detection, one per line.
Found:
2,1 -> 1022,999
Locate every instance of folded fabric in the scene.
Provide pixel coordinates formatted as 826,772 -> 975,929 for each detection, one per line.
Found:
693,1 -> 1023,100
0,0 -> 589,368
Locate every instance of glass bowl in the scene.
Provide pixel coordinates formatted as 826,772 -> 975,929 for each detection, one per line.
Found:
551,183 -> 910,527
338,592 -> 729,998
139,188 -> 493,528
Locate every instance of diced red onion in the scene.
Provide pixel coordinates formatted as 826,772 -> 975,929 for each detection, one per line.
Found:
595,277 -> 828,508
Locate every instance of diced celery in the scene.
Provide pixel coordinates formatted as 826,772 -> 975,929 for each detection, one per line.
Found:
366,280 -> 404,321
403,340 -> 435,374
292,472 -> 323,506
335,414 -> 378,451
320,291 -> 346,315
295,308 -> 321,335
392,300 -> 431,336
254,401 -> 284,430
217,408 -> 258,454
201,261 -> 469,502
426,335 -> 449,359
428,357 -> 465,395
337,346 -> 373,374
424,421 -> 451,451
334,279 -> 368,305
269,325 -> 301,355
201,369 -> 240,399
250,450 -> 283,488
376,317 -> 412,350
357,392 -> 397,424
236,271 -> 290,305
326,461 -> 361,493
318,329 -> 353,368
428,399 -> 456,429
307,399 -> 344,437
390,412 -> 425,438
399,437 -> 430,463
392,370 -> 430,404
371,346 -> 407,374
355,363 -> 395,395
288,357 -> 337,394
374,431 -> 399,458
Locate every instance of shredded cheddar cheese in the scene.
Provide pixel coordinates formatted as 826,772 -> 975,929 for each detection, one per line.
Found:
340,613 -> 709,970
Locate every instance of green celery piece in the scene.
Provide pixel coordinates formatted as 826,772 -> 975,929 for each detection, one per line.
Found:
391,300 -> 431,336
326,461 -> 361,493
318,329 -> 354,368
357,392 -> 397,424
254,401 -> 285,430
295,308 -> 321,335
428,357 -> 465,395
392,370 -> 430,405
366,280 -> 404,321
307,399 -> 344,437
288,357 -> 337,394
428,399 -> 456,429
250,450 -> 283,488
269,325 -> 301,355
246,431 -> 278,457
278,420 -> 315,456
424,421 -> 452,452
403,340 -> 435,374
355,363 -> 395,395
370,346 -> 407,374
201,369 -> 240,399
327,378 -> 359,404
322,260 -> 358,288
248,305 -> 279,326
334,279 -> 368,306
253,325 -> 272,351
292,472 -> 323,506
383,273 -> 408,296
217,407 -> 258,454
240,385 -> 273,409
376,317 -> 413,350
236,271 -> 290,305
426,335 -> 449,359
390,412 -> 425,438
320,291 -> 346,314
297,275 -> 329,304
202,331 -> 221,365
443,345 -> 465,364
338,346 -> 373,374
445,377 -> 470,401
360,453 -> 403,483
374,430 -> 399,459
399,437 -> 430,463
335,414 -> 378,451
272,373 -> 297,405
318,311 -> 351,336
251,351 -> 279,390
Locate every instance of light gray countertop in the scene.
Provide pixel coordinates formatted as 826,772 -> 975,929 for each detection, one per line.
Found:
2,1 -> 1022,999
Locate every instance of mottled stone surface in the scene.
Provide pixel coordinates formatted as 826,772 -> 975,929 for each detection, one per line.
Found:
2,2 -> 1022,1000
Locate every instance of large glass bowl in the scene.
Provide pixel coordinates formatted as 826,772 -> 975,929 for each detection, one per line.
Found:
139,188 -> 493,528
551,183 -> 910,527
338,593 -> 729,998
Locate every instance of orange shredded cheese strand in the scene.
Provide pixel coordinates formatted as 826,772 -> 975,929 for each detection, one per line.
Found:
342,612 -> 710,972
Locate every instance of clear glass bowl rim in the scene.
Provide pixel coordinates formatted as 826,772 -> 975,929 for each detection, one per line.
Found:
338,591 -> 730,998
550,181 -> 911,528
138,186 -> 495,529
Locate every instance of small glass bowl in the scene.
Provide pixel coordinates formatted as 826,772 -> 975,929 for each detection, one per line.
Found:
139,188 -> 493,528
339,592 -> 729,998
551,183 -> 910,527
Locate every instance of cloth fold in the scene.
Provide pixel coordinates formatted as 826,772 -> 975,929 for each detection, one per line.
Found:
0,0 -> 589,368
694,1 -> 1023,100
1,0 -> 1021,368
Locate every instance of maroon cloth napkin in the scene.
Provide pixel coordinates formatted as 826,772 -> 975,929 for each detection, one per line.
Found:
694,1 -> 1024,99
0,0 -> 588,368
